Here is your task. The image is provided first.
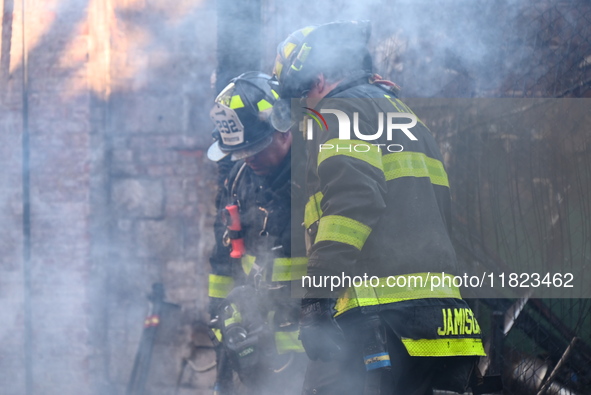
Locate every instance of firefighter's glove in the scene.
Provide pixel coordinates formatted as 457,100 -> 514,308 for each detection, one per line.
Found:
299,298 -> 345,361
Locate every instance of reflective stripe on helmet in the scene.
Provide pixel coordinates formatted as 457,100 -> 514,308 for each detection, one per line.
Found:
208,274 -> 234,298
282,42 -> 298,59
274,26 -> 317,82
257,99 -> 273,112
210,72 -> 278,157
401,337 -> 486,357
300,26 -> 316,37
291,43 -> 312,72
229,95 -> 245,109
315,215 -> 371,250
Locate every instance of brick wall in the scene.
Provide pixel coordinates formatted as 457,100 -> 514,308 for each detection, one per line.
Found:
0,0 -> 26,389
8,1 -> 584,394
0,0 -> 218,394
105,0 -> 218,392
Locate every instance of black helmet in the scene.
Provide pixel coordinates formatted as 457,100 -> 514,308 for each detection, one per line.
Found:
208,72 -> 280,162
273,21 -> 372,99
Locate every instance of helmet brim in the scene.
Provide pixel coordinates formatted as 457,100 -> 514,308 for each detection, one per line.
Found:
207,140 -> 230,162
227,134 -> 274,161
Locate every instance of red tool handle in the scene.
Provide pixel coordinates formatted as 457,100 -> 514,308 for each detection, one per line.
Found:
225,204 -> 241,230
225,204 -> 245,258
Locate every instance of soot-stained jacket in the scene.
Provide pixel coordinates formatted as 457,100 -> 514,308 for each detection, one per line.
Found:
303,74 -> 485,357
208,151 -> 307,353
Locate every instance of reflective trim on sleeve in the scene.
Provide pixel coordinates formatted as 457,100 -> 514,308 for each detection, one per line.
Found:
208,274 -> 234,298
315,215 -> 372,250
272,257 -> 309,282
334,273 -> 462,316
401,337 -> 486,357
212,328 -> 223,342
304,191 -> 323,229
224,316 -> 239,326
224,304 -> 242,327
241,254 -> 256,275
275,331 -> 305,354
382,152 -> 449,187
317,139 -> 383,171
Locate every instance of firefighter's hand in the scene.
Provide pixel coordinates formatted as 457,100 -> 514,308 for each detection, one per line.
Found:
299,298 -> 345,361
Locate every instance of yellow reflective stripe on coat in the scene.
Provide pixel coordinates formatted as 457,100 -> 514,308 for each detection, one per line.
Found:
241,254 -> 256,275
304,191 -> 323,229
315,215 -> 372,250
382,152 -> 449,187
334,273 -> 461,316
272,257 -> 309,282
384,94 -> 427,128
401,337 -> 486,357
275,331 -> 305,354
208,274 -> 234,298
318,139 -> 383,171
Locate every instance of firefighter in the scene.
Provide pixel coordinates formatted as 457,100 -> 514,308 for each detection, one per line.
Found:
207,71 -> 308,395
271,22 -> 486,394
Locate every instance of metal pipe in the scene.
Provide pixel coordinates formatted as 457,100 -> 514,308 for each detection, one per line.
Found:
21,0 -> 33,393
506,354 -> 581,395
1,0 -> 14,76
537,338 -> 578,395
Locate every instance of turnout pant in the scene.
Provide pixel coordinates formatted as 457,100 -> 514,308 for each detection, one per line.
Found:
302,309 -> 477,395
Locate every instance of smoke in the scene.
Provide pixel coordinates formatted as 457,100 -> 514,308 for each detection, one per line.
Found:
263,0 -> 537,97
1,0 -> 587,394
1,0 -> 216,394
